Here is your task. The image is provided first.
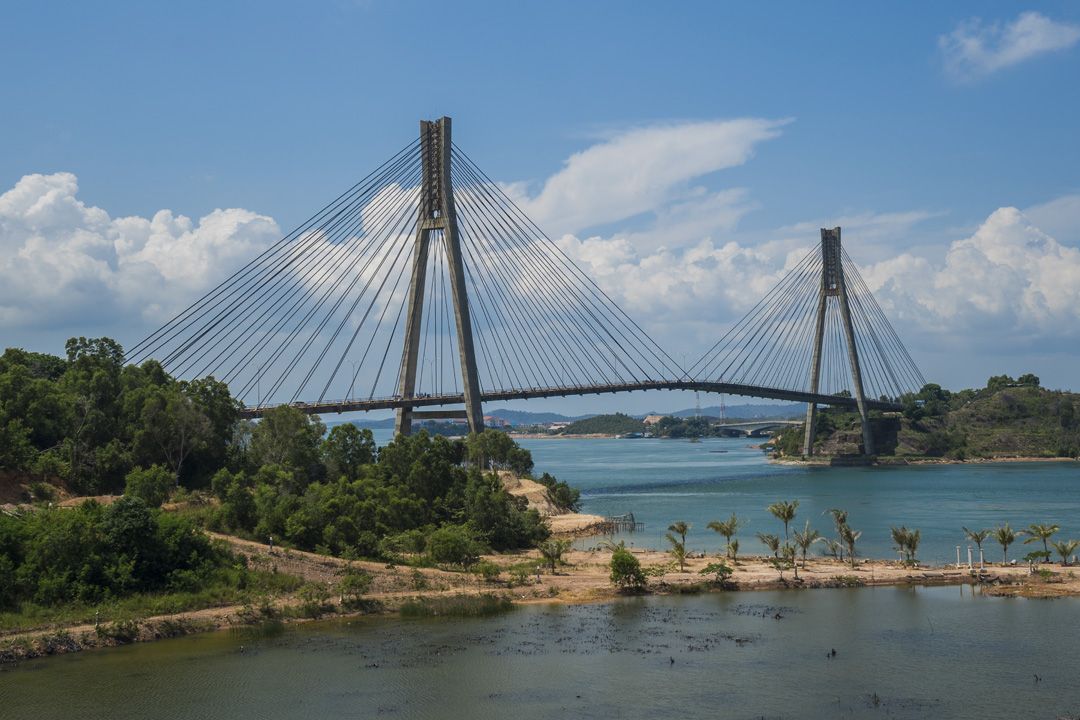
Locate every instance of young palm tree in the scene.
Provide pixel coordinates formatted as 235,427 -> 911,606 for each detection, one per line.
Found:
768,500 -> 799,539
729,538 -> 740,564
840,525 -> 862,569
668,521 -> 691,549
756,532 -> 781,558
1051,539 -> 1079,566
792,520 -> 822,567
538,538 -> 572,573
707,514 -> 743,559
1024,523 -> 1060,559
828,508 -> 849,561
890,526 -> 911,564
822,538 -> 842,560
993,523 -> 1024,565
665,531 -> 689,572
962,527 -> 991,554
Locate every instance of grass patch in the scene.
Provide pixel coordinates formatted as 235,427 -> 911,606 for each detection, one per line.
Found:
0,570 -> 303,634
399,594 -> 514,619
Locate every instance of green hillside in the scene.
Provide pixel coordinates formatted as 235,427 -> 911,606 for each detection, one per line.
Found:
775,375 -> 1080,460
560,413 -> 644,435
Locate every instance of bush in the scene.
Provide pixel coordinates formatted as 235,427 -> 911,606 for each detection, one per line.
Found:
426,525 -> 484,567
610,546 -> 647,591
473,561 -> 502,583
124,465 -> 174,508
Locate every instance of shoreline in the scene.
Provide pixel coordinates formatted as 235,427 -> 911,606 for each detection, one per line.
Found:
4,537 -> 1077,667
771,455 -> 1080,467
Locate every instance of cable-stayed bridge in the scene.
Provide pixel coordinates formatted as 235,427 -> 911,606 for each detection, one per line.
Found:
127,117 -> 924,454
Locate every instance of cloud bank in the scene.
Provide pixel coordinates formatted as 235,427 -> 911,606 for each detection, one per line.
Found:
3,121 -> 1080,382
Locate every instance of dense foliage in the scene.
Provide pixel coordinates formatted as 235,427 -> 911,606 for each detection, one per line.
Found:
774,374 -> 1080,459
0,338 -> 240,493
0,497 -> 233,611
560,413 -> 644,435
207,419 -> 550,559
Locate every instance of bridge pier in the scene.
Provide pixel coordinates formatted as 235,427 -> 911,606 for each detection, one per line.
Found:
395,117 -> 484,436
802,228 -> 874,456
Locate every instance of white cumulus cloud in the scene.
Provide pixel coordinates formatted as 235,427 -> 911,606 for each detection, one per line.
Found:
939,11 -> 1080,81
0,172 -> 280,329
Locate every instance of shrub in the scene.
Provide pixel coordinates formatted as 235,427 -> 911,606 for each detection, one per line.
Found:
610,546 -> 647,591
124,465 -> 174,508
426,525 -> 484,567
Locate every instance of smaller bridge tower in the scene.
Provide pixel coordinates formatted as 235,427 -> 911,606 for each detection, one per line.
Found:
803,227 -> 874,455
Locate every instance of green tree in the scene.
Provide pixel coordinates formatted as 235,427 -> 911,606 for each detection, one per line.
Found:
791,520 -> 822,567
426,524 -> 483,567
993,523 -> 1024,565
768,500 -> 799,540
1024,523 -> 1060,559
124,465 -> 174,508
249,405 -> 326,482
609,544 -> 646,591
321,424 -> 376,480
699,561 -> 733,587
707,514 -> 743,560
890,526 -> 921,566
828,508 -> 849,561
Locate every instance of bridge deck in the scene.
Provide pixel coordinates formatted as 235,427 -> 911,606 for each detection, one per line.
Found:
239,380 -> 900,419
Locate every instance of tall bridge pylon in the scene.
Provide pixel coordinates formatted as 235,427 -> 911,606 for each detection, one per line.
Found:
125,117 -> 925,450
395,118 -> 482,435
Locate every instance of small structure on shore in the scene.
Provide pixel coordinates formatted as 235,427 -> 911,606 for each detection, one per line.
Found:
601,512 -> 645,533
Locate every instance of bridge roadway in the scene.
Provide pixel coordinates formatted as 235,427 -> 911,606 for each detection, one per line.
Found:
239,380 -> 901,419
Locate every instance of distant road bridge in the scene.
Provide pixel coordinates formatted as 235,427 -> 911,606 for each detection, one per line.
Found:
129,117 -> 925,455
711,419 -> 803,437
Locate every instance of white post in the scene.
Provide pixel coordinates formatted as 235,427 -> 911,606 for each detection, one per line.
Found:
956,545 -> 961,568
979,548 -> 984,570
967,546 -> 973,570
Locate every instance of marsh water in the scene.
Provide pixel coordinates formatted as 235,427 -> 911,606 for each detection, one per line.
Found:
4,435 -> 1080,718
3,587 -> 1080,719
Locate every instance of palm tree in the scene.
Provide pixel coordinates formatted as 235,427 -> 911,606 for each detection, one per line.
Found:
822,538 -> 842,560
538,538 -> 572,573
993,523 -> 1025,566
840,525 -> 862,569
792,520 -> 822,567
665,531 -> 688,572
729,538 -> 740,564
828,508 -> 849,561
1024,523 -> 1060,559
668,521 -> 691,549
1051,539 -> 1079,566
707,514 -> 742,559
962,526 -> 991,554
768,500 -> 799,539
756,532 -> 781,558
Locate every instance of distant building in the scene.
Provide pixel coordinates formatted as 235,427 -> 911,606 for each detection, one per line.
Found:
547,421 -> 572,431
484,415 -> 510,428
643,414 -> 666,426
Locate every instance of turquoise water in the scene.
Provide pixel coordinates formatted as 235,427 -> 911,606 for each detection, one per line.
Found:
517,436 -> 1080,563
4,587 -> 1079,719
368,429 -> 1080,563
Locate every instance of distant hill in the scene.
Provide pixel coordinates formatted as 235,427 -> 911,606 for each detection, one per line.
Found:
560,413 -> 644,435
662,403 -> 804,420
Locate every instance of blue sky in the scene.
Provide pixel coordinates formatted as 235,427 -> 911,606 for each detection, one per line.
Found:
2,1 -> 1079,414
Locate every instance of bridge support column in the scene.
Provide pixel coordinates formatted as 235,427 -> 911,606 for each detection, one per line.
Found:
395,117 -> 485,436
802,228 -> 874,456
